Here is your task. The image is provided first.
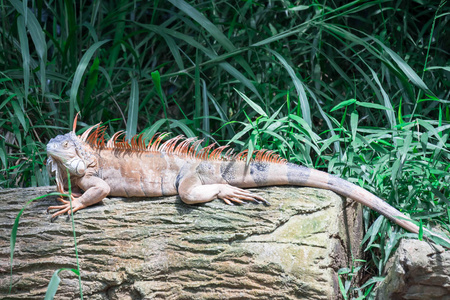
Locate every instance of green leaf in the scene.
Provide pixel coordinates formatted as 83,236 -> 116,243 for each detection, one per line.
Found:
126,77 -> 139,140
267,49 -> 311,126
418,219 -> 423,241
10,0 -> 47,93
11,100 -> 27,131
142,119 -> 168,141
10,192 -> 67,292
331,99 -> 356,112
135,23 -> 262,100
82,57 -> 100,106
227,123 -> 253,146
168,0 -> 256,80
168,0 -> 235,52
151,70 -> 168,131
17,16 -> 30,102
426,66 -> 450,72
194,50 -> 201,132
0,139 -> 7,168
151,70 -> 164,102
44,270 -> 62,300
398,98 -> 404,124
355,101 -> 393,111
319,134 -> 340,153
354,276 -> 385,291
69,40 -> 110,128
289,5 -> 310,11
363,215 -> 385,251
368,67 -> 396,127
418,119 -> 443,144
44,268 -> 80,300
169,119 -> 196,138
234,89 -> 267,117
338,276 -> 348,300
371,37 -> 433,94
288,114 -> 320,141
159,32 -> 185,70
350,111 -> 358,143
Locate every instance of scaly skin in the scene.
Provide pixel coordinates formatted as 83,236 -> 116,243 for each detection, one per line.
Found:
46,119 -> 449,244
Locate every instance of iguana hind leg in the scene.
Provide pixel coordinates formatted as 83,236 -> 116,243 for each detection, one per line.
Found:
178,177 -> 268,205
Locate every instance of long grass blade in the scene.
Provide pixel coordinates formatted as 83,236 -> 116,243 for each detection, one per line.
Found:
135,23 -> 262,100
126,76 -> 139,140
369,36 -> 433,95
44,268 -> 80,300
234,89 -> 267,117
267,49 -> 311,126
9,192 -> 68,292
169,0 -> 256,80
69,40 -> 110,128
10,0 -> 47,95
16,16 -> 29,102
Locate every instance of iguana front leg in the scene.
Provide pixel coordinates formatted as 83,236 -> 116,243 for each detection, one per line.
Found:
177,176 -> 268,205
48,176 -> 110,218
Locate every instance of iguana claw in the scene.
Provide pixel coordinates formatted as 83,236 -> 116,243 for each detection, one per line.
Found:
218,185 -> 269,205
47,195 -> 86,218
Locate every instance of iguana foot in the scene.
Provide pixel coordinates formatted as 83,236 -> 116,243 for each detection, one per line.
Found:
47,196 -> 86,218
218,185 -> 269,205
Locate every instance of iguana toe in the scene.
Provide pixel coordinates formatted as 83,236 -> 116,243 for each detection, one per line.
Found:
48,197 -> 86,218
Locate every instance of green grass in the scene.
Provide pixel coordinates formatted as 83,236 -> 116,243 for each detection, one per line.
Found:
9,174 -> 82,299
2,0 -> 450,298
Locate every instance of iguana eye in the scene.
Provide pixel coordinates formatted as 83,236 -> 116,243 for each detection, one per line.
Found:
62,141 -> 69,148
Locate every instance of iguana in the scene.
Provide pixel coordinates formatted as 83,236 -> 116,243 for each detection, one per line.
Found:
46,115 -> 441,241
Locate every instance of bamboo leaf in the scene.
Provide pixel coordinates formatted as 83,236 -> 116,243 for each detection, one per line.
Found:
363,216 -> 386,251
355,101 -> 393,111
351,111 -> 358,143
267,49 -> 311,126
289,5 -> 310,11
168,0 -> 235,51
69,39 -> 110,128
10,0 -> 47,94
11,100 -> 27,131
426,66 -> 450,72
10,193 -> 66,292
371,37 -> 433,94
44,268 -> 80,300
168,0 -> 256,80
319,134 -> 340,153
160,32 -> 185,70
126,77 -> 139,140
368,67 -> 396,128
135,23 -> 262,100
169,119 -> 196,138
82,57 -> 100,106
331,99 -> 356,112
234,89 -> 267,117
17,16 -> 30,102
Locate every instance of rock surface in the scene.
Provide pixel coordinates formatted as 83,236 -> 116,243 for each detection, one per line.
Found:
375,239 -> 450,300
0,186 -> 363,299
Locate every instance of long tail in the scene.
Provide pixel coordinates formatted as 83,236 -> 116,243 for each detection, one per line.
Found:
220,159 -> 448,244
287,164 -> 419,232
278,163 -> 449,244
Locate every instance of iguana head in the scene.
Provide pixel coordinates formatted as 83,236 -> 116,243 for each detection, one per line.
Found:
47,131 -> 90,177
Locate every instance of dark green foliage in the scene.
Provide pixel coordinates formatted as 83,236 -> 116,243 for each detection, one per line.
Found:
2,0 -> 449,298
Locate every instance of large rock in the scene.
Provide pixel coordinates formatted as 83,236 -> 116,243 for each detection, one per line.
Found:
0,185 -> 363,299
375,239 -> 450,299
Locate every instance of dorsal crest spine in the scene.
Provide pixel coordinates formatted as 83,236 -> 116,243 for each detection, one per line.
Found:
75,119 -> 287,164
